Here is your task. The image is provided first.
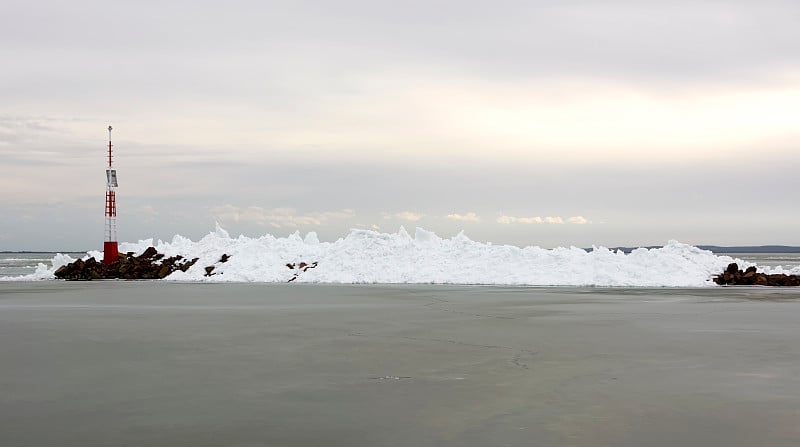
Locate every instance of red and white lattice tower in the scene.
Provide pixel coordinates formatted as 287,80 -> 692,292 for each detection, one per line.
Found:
103,125 -> 119,264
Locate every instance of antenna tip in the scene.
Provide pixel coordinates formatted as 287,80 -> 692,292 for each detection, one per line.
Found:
108,125 -> 113,132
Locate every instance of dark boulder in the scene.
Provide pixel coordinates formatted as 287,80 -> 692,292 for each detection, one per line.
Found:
140,246 -> 158,259
714,263 -> 800,287
54,247 -> 199,281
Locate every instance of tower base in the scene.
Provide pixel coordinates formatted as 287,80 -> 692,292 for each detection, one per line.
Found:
103,241 -> 119,265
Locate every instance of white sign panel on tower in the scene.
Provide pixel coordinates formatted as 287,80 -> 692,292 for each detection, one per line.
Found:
107,169 -> 118,187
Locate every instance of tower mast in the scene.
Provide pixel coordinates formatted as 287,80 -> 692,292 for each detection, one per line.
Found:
103,125 -> 119,265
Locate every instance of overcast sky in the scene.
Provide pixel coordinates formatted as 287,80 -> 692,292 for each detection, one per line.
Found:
2,0 -> 799,250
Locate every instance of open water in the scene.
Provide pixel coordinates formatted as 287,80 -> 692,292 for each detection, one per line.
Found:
0,253 -> 85,278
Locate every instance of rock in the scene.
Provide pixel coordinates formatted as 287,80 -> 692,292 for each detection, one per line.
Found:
179,258 -> 199,272
55,250 -> 200,281
54,265 -> 69,277
140,247 -> 158,259
287,260 -> 319,281
714,263 -> 800,287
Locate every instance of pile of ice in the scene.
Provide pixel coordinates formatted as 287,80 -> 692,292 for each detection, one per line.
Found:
11,224 -> 795,287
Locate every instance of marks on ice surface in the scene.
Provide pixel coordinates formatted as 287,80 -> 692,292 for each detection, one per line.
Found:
511,351 -> 538,370
349,331 -> 537,371
423,300 -> 516,320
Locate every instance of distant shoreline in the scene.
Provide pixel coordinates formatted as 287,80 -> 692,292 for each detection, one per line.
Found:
0,251 -> 88,254
698,246 -> 800,254
598,246 -> 800,254
5,246 -> 800,255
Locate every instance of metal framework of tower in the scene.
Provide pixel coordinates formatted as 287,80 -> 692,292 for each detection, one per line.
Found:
103,125 -> 119,265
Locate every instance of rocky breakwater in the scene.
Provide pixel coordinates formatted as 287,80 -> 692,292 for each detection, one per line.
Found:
54,247 -> 199,280
714,263 -> 800,286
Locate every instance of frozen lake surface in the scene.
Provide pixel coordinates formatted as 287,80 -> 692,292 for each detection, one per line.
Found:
1,282 -> 800,446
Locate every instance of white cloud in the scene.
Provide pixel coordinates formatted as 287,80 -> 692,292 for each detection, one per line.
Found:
497,215 -> 589,225
383,211 -> 424,222
354,223 -> 381,231
211,205 -> 354,228
446,212 -> 480,222
497,215 -> 542,224
567,216 -> 589,224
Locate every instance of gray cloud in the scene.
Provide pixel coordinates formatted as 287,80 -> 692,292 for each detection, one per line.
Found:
4,2 -> 799,106
1,1 -> 799,250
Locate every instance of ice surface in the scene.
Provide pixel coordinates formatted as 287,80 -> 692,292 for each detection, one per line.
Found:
7,224 -> 795,287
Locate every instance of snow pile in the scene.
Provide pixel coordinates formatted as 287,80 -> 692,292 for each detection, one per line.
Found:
6,224 -> 788,287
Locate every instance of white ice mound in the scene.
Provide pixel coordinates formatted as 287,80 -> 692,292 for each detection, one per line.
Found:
12,253 -> 77,281
13,226 -> 757,286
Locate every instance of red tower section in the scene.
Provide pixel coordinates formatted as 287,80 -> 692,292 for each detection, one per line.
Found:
103,125 -> 119,265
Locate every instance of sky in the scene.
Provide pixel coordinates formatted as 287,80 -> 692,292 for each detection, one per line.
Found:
1,0 -> 799,250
